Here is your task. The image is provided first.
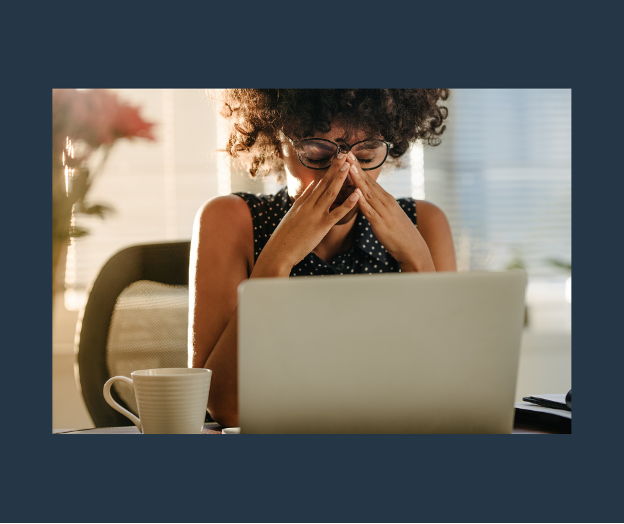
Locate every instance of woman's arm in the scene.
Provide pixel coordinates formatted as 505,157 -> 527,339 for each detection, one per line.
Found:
188,195 -> 253,426
189,194 -> 295,427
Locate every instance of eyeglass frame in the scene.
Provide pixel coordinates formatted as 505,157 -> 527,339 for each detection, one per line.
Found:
282,133 -> 394,171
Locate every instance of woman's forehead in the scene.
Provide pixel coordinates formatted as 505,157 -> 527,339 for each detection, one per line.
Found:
311,124 -> 379,143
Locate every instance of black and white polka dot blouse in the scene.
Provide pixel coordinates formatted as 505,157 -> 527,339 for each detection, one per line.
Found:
233,186 -> 417,277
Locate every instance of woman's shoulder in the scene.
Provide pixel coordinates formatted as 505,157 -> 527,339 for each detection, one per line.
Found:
195,188 -> 287,235
411,199 -> 451,235
412,199 -> 448,220
194,195 -> 253,248
192,194 -> 256,273
197,194 -> 251,223
394,197 -> 450,229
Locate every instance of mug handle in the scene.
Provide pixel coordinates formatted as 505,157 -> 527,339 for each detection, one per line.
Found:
103,376 -> 142,432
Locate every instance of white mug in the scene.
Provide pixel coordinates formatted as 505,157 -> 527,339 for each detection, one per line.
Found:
103,368 -> 211,434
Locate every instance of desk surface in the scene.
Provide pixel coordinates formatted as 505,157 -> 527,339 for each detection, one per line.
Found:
54,418 -> 570,435
53,423 -> 224,435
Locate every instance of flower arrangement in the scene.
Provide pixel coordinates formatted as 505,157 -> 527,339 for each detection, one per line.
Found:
52,89 -> 155,300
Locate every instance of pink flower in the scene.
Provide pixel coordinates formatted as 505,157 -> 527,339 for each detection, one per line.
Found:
53,89 -> 155,149
113,101 -> 156,141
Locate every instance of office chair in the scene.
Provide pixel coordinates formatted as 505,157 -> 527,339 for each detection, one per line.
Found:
75,241 -> 208,427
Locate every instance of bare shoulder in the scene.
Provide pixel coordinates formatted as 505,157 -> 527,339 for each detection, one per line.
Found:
414,200 -> 456,271
195,195 -> 252,242
192,194 -> 254,271
414,200 -> 450,227
196,194 -> 251,233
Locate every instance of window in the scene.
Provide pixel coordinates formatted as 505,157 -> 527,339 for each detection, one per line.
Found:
64,89 -> 276,310
65,89 -> 222,309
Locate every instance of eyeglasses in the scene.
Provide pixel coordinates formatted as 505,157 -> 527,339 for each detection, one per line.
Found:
284,134 -> 393,171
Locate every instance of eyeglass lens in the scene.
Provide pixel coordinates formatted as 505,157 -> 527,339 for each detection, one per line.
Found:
299,139 -> 388,170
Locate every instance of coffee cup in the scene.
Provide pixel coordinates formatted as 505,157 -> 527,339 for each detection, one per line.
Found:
103,368 -> 211,434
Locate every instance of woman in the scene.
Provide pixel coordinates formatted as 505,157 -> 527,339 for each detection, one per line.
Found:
189,89 -> 456,427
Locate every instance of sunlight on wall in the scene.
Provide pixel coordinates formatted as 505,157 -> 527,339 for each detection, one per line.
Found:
410,141 -> 425,200
216,111 -> 232,196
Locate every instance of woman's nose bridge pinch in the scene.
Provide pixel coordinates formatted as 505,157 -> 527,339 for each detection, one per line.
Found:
337,144 -> 351,155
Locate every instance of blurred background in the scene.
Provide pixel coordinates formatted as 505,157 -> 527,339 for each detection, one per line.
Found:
53,89 -> 571,429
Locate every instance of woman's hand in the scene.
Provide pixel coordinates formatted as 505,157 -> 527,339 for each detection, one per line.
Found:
252,153 -> 360,277
347,152 -> 436,273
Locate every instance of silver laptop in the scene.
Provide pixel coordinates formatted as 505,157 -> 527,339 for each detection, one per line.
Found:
238,271 -> 526,434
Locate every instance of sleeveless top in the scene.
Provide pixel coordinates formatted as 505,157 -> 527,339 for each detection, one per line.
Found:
233,186 -> 417,277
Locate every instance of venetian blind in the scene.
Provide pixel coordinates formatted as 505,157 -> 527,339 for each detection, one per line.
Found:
423,89 -> 571,276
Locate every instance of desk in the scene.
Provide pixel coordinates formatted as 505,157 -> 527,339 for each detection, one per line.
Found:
54,416 -> 570,434
53,423 -> 224,434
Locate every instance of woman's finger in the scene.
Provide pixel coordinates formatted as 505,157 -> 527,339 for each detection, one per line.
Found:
349,162 -> 385,213
354,187 -> 380,222
348,152 -> 390,206
317,160 -> 352,208
309,152 -> 349,204
329,188 -> 359,222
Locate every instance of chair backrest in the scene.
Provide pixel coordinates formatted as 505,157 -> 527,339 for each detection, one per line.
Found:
75,241 -> 193,427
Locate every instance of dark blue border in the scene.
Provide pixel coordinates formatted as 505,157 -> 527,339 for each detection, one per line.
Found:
8,1 -> 622,522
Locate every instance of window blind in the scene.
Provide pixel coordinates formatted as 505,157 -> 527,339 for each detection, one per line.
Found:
423,89 -> 571,277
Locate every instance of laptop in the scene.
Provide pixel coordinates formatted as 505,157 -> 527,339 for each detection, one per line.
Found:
238,271 -> 527,434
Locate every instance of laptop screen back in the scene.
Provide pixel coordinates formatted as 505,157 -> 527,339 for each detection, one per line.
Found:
238,271 -> 526,434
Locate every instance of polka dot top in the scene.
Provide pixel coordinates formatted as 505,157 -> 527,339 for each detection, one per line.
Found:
233,186 -> 417,277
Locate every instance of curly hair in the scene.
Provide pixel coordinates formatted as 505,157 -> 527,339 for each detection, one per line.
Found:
219,89 -> 449,182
